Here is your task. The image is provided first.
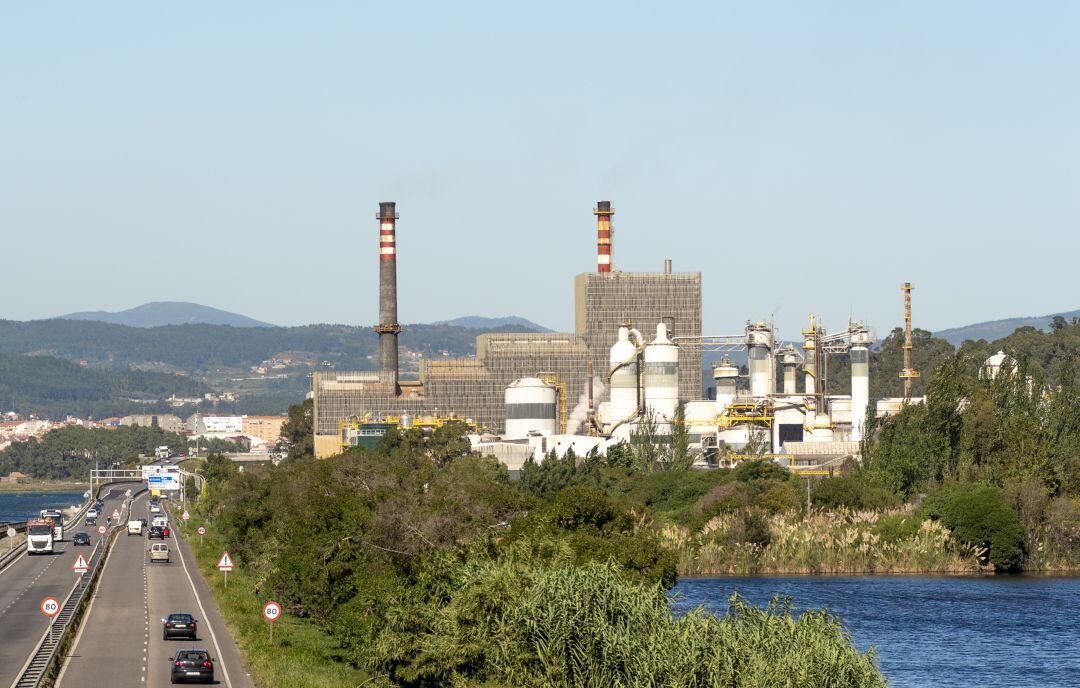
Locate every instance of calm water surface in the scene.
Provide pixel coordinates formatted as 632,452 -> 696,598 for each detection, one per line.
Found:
671,576 -> 1080,687
0,491 -> 85,523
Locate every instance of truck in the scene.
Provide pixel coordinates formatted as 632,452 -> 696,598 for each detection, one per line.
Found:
39,509 -> 65,541
155,446 -> 171,459
26,519 -> 55,555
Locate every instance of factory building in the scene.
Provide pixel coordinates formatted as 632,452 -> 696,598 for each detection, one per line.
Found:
312,201 -> 701,458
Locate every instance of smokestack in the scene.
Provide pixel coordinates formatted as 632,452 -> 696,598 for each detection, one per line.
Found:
594,201 -> 613,272
899,282 -> 920,400
664,259 -> 672,274
375,201 -> 402,393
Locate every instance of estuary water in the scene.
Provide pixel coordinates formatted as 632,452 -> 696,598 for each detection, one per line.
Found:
0,490 -> 86,524
670,575 -> 1080,687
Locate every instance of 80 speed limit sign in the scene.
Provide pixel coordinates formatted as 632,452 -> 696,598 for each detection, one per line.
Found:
262,600 -> 281,622
40,597 -> 60,618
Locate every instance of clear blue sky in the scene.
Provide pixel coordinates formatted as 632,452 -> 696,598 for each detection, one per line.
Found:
2,2 -> 1078,341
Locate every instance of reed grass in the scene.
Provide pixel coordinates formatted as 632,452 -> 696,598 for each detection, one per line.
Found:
668,506 -> 986,576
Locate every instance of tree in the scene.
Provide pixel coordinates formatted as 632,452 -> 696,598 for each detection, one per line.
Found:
923,485 -> 1026,571
280,398 -> 314,461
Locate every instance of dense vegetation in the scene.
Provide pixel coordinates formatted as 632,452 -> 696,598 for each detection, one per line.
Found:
0,424 -> 190,479
0,352 -> 208,419
194,432 -> 886,686
0,318 -> 530,374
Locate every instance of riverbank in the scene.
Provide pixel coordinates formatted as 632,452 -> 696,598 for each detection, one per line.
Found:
0,481 -> 87,493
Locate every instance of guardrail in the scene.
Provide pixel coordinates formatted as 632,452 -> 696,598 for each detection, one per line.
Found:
11,486 -> 146,688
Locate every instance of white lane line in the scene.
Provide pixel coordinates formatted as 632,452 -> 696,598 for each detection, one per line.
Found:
174,528 -> 233,688
54,531 -> 119,687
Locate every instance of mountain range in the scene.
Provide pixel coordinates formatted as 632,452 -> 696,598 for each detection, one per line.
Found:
932,309 -> 1080,347
60,302 -> 274,328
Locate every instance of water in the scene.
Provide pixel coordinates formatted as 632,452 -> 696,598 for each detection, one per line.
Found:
0,491 -> 86,524
671,576 -> 1080,687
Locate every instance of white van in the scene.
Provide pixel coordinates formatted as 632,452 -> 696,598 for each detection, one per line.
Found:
127,519 -> 144,536
152,516 -> 168,529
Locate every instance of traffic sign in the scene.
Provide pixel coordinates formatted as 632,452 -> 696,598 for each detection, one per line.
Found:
217,552 -> 234,571
197,526 -> 206,536
111,508 -> 121,520
72,554 -> 89,573
262,601 -> 281,622
40,597 -> 60,618
5,527 -> 14,538
182,510 -> 190,521
97,524 -> 107,535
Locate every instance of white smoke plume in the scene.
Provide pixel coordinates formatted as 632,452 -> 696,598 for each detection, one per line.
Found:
567,377 -> 605,434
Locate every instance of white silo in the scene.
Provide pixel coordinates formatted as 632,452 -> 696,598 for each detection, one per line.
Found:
746,322 -> 773,399
781,350 -> 798,394
643,323 -> 679,428
607,326 -> 639,430
849,323 -> 872,442
713,357 -> 739,414
504,377 -> 558,438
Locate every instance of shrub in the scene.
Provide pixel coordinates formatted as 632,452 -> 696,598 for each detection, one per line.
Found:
923,485 -> 1025,571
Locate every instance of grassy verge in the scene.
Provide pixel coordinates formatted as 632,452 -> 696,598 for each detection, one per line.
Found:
170,508 -> 369,688
0,481 -> 88,493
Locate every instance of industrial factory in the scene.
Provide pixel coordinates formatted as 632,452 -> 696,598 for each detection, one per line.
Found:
312,202 -> 921,472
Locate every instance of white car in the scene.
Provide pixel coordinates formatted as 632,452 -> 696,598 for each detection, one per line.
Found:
127,519 -> 144,536
87,508 -> 99,520
149,543 -> 170,563
149,502 -> 162,514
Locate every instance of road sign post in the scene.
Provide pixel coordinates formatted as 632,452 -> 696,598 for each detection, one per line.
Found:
197,526 -> 206,546
6,526 -> 14,551
97,524 -> 107,545
40,596 -> 60,643
72,553 -> 89,585
217,551 -> 234,588
263,600 -> 281,642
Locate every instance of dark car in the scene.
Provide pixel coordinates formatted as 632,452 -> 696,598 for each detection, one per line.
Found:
169,648 -> 213,684
162,612 -> 197,640
148,526 -> 165,540
72,532 -> 91,546
85,516 -> 97,527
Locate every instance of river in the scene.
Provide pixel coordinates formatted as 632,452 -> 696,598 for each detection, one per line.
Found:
0,490 -> 87,524
671,575 -> 1080,687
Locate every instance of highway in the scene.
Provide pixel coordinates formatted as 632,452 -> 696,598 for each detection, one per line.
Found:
56,493 -> 254,688
0,483 -> 137,688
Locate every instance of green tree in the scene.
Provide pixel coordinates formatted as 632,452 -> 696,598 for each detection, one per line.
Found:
280,398 -> 314,461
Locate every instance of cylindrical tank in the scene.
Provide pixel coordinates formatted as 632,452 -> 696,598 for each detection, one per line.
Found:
849,327 -> 871,442
782,351 -> 797,394
746,322 -> 773,399
608,326 -> 639,427
643,323 -> 679,428
504,377 -> 557,438
713,357 -> 739,414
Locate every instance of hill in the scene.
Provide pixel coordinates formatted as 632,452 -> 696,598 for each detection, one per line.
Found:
934,309 -> 1080,346
0,352 -> 209,419
433,315 -> 550,331
60,301 -> 275,328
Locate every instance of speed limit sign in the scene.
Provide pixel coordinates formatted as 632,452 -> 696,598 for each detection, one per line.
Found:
97,525 -> 107,536
197,526 -> 206,535
40,596 -> 60,619
262,601 -> 281,622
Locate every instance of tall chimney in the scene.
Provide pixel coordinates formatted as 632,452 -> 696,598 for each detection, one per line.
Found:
375,202 -> 402,393
594,201 -> 613,272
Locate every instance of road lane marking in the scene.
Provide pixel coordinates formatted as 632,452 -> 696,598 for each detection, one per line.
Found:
174,525 -> 233,688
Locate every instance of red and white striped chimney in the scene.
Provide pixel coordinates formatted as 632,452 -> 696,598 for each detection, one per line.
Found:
375,202 -> 402,392
594,200 -> 613,273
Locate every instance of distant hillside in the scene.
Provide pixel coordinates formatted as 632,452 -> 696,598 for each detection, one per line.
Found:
0,352 -> 209,419
434,315 -> 550,332
60,301 -> 274,328
934,309 -> 1080,346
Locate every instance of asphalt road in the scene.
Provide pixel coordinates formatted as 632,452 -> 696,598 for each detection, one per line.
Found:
0,482 -> 138,688
57,496 -> 255,688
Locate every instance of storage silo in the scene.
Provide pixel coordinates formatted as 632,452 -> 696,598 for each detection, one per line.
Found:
713,357 -> 739,414
746,322 -> 773,399
643,323 -> 679,427
607,326 -> 640,430
504,377 -> 558,438
849,323 -> 872,442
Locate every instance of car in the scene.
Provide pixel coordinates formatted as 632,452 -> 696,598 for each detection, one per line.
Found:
86,508 -> 99,520
148,525 -> 166,540
127,519 -> 144,536
162,613 -> 198,640
149,502 -> 162,514
72,532 -> 91,546
85,516 -> 97,527
149,543 -> 170,563
169,648 -> 214,684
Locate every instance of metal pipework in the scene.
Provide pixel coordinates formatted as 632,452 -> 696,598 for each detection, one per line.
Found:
898,282 -> 920,400
594,201 -> 614,273
375,201 -> 402,392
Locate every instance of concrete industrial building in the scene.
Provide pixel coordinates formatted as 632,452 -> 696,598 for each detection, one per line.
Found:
312,201 -> 702,458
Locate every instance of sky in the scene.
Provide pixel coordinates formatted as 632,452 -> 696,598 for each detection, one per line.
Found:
2,2 -> 1079,341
